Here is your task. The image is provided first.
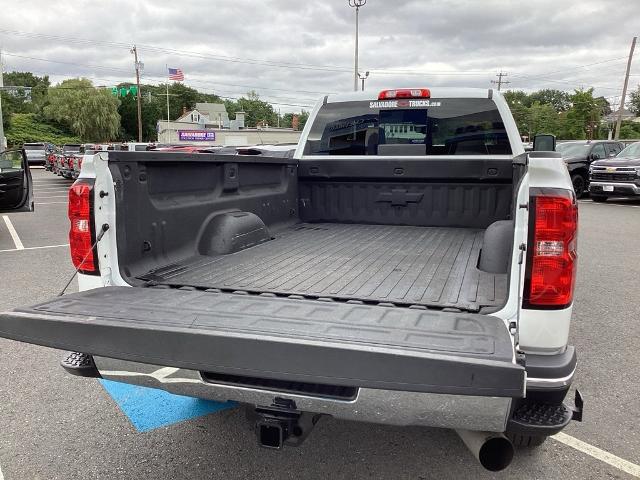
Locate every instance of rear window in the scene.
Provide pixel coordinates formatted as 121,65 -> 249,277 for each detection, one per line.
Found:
63,144 -> 81,153
24,143 -> 45,150
304,98 -> 511,156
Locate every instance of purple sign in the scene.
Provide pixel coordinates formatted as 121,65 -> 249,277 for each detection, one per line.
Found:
178,130 -> 216,141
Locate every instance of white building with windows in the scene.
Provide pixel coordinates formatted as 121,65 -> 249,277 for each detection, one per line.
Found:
157,103 -> 301,146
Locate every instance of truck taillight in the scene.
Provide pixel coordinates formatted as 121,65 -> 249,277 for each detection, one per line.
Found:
378,88 -> 431,100
523,189 -> 578,309
69,157 -> 74,169
68,179 -> 99,275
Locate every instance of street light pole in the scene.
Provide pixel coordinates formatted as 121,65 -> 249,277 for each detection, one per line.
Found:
348,0 -> 366,92
358,71 -> 370,91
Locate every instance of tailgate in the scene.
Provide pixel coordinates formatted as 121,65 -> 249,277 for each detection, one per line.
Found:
0,287 -> 524,397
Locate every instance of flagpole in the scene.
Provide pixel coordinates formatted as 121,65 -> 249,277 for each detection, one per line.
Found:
166,64 -> 170,142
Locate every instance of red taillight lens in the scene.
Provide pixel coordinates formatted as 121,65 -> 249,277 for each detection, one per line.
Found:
378,88 -> 431,100
68,180 -> 99,274
69,157 -> 74,169
523,190 -> 578,308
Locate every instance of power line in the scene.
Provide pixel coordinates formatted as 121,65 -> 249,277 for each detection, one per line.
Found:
1,51 -> 326,98
2,28 -> 633,81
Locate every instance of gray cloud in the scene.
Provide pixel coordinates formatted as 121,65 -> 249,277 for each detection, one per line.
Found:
0,0 -> 638,112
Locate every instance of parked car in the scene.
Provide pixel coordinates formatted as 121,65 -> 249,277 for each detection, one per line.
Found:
0,88 -> 583,472
23,142 -> 54,165
589,141 -> 640,201
556,140 -> 624,197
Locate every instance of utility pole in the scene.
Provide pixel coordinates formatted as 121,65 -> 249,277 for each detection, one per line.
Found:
491,71 -> 510,91
358,71 -> 370,91
614,36 -> 637,140
348,0 -> 366,92
131,45 -> 143,142
0,47 -> 5,150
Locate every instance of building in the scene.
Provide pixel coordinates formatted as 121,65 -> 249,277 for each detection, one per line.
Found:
605,108 -> 640,124
157,102 -> 302,146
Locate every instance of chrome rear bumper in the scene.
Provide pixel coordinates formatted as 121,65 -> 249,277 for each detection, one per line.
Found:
95,357 -> 512,432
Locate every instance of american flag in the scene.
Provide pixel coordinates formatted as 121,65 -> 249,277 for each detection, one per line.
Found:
168,67 -> 184,81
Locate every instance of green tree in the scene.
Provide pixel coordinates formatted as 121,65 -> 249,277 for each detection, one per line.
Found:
278,110 -> 310,130
44,78 -> 120,141
562,88 -> 602,139
117,85 -> 164,141
528,89 -> 571,112
526,102 -> 561,137
225,91 -> 278,128
503,90 -> 531,136
619,121 -> 640,139
1,71 -> 50,118
628,85 -> 640,115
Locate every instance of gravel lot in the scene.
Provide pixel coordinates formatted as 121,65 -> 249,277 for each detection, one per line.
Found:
0,169 -> 639,479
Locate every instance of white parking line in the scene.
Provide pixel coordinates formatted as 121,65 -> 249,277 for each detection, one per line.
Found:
552,432 -> 640,478
578,200 -> 640,208
0,463 -> 4,480
0,243 -> 69,253
2,216 -> 24,250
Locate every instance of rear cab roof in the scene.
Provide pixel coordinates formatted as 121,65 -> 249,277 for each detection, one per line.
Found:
296,87 -> 524,158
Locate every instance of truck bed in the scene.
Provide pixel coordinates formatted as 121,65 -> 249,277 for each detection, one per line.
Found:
141,223 -> 508,311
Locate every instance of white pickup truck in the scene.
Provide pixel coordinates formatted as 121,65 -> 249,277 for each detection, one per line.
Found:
0,87 -> 582,471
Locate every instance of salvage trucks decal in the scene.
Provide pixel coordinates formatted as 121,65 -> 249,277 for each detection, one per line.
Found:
369,99 -> 442,109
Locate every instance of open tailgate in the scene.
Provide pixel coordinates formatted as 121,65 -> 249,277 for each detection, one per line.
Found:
0,286 -> 525,397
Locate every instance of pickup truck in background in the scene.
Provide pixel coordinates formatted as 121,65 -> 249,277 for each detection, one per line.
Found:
556,140 -> 624,197
0,88 -> 583,472
589,141 -> 640,201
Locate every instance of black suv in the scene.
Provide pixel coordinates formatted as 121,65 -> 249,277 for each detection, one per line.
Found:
589,141 -> 640,202
556,140 -> 624,197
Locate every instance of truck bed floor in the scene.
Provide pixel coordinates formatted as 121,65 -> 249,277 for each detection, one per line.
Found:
142,223 -> 508,311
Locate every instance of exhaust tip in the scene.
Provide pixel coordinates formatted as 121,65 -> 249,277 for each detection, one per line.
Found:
478,436 -> 514,472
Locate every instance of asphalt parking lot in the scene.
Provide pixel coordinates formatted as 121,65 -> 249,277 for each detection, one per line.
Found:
0,168 -> 639,479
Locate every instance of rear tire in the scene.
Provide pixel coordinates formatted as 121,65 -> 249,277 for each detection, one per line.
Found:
571,174 -> 587,199
591,195 -> 607,203
507,433 -> 548,448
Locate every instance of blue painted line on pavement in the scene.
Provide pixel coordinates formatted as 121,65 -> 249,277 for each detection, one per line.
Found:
100,379 -> 237,432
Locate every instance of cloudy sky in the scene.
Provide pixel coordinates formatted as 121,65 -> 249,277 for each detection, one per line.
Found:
1,0 -> 638,112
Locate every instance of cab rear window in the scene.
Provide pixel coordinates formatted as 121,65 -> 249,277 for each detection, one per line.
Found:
304,98 -> 511,156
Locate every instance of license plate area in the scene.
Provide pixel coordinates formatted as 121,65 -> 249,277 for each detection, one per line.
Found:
603,185 -> 614,192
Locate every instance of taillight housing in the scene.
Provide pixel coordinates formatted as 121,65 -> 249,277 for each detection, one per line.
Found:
523,188 -> 578,309
378,88 -> 431,100
68,179 -> 99,275
68,156 -> 74,169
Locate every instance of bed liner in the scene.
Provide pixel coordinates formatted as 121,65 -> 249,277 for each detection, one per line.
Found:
141,223 -> 508,311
